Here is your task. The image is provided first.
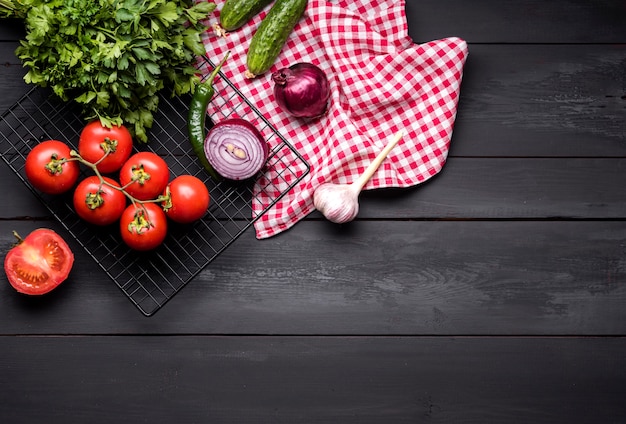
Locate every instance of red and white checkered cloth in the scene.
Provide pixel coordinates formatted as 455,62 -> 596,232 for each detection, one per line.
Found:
202,0 -> 468,239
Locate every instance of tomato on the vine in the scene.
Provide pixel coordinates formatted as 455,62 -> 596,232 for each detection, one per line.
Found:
78,120 -> 133,174
119,152 -> 170,201
120,203 -> 168,251
162,175 -> 210,224
25,140 -> 80,194
73,176 -> 127,226
4,228 -> 74,295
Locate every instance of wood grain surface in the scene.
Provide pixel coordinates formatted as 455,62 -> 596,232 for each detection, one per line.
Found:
0,1 -> 625,423
2,336 -> 626,423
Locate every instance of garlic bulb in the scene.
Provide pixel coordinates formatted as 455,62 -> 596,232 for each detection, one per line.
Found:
313,183 -> 360,223
313,131 -> 403,224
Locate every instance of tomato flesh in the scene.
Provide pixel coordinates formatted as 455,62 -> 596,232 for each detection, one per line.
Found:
4,228 -> 74,295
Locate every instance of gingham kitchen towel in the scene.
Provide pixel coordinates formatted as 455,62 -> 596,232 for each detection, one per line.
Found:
202,0 -> 468,239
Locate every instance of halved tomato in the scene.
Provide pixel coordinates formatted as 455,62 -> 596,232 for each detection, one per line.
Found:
3,228 -> 74,295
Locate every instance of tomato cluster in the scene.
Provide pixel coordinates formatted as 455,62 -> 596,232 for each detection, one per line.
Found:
24,121 -> 211,251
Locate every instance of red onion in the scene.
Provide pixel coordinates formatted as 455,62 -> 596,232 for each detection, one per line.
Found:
271,62 -> 331,119
204,118 -> 269,180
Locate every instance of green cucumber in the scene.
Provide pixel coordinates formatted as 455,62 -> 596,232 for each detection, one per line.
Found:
218,0 -> 274,33
245,0 -> 307,79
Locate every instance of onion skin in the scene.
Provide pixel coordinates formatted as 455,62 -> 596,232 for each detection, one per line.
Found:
272,62 -> 330,119
204,118 -> 269,180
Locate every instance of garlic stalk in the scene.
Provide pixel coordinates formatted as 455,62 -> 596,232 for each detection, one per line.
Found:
313,131 -> 404,223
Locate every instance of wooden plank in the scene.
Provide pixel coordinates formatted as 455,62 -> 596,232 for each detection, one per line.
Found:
0,19 -> 23,41
3,1 -> 624,43
0,41 -> 26,111
406,0 -> 626,43
1,44 -> 623,157
0,69 -> 27,119
4,156 -> 625,220
357,157 -> 626,219
0,220 -> 624,335
452,44 -> 626,157
1,335 -> 625,423
0,42 -> 18,63
0,157 -> 50,219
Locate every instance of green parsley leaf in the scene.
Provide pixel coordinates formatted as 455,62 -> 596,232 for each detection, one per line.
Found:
14,0 -> 217,143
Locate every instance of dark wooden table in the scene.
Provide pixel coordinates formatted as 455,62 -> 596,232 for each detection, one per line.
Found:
1,1 -> 626,422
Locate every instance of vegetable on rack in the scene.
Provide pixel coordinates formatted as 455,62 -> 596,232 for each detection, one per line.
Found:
25,140 -> 80,195
2,0 -> 217,143
73,176 -> 127,226
78,120 -> 133,174
162,175 -> 210,224
214,0 -> 273,36
20,120 -> 211,251
245,0 -> 308,79
188,52 -> 230,180
272,62 -> 330,118
120,203 -> 168,251
119,152 -> 170,201
203,118 -> 269,180
313,131 -> 404,224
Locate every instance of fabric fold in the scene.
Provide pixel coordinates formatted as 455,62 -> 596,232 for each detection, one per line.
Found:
202,0 -> 469,239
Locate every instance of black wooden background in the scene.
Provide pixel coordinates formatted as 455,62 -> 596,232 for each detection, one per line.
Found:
1,1 -> 626,422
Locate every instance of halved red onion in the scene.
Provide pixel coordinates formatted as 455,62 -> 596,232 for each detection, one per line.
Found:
204,118 -> 268,180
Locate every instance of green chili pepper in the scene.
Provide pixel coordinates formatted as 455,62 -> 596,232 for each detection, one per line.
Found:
188,52 -> 230,180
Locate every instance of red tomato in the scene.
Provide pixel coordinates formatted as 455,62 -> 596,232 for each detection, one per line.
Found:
119,152 -> 170,201
3,228 -> 74,295
162,175 -> 210,224
120,203 -> 168,251
73,176 -> 127,226
78,120 -> 133,174
25,140 -> 80,194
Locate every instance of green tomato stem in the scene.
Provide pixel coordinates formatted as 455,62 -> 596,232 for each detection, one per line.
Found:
68,149 -> 167,222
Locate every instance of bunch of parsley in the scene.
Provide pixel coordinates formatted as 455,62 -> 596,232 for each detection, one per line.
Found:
3,0 -> 216,143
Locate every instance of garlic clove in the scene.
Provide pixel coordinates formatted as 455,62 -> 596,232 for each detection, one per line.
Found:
313,183 -> 360,224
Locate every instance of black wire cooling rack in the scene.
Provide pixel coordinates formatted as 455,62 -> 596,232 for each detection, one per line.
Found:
0,56 -> 310,316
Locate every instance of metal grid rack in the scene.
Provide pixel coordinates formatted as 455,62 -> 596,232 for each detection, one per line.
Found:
0,56 -> 310,316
